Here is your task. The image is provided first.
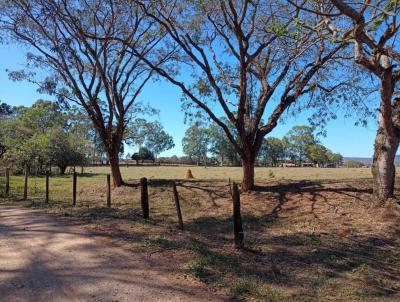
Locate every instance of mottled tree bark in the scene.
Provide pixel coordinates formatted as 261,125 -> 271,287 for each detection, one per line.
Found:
372,74 -> 399,201
241,157 -> 255,192
372,129 -> 399,201
108,154 -> 123,187
104,130 -> 124,187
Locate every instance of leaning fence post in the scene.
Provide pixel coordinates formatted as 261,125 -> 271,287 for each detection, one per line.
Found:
72,172 -> 77,206
140,177 -> 149,219
23,165 -> 29,200
5,168 -> 10,196
106,174 -> 111,208
45,171 -> 49,203
172,181 -> 184,230
232,182 -> 244,249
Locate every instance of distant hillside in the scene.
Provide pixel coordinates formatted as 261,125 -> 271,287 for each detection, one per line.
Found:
343,156 -> 400,166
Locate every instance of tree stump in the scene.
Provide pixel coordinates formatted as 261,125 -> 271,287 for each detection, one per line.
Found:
185,169 -> 194,179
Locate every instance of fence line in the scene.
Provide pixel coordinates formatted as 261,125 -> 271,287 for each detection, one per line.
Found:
0,168 -> 244,247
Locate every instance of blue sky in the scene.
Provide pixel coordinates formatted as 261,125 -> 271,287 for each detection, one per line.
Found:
0,43 -> 378,158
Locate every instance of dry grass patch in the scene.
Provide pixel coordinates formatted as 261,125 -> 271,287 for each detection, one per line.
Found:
0,168 -> 399,301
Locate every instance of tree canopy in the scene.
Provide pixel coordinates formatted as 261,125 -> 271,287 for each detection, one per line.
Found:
126,119 -> 174,158
1,0 -> 163,186
135,0 -> 356,190
0,100 -> 88,174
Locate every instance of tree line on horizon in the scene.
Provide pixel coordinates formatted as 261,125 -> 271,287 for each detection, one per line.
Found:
173,123 -> 343,168
0,100 -> 175,174
0,0 -> 399,203
1,99 -> 343,171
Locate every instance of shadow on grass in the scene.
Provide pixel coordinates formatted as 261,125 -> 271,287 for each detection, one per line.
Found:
253,180 -> 374,218
147,231 -> 400,301
2,178 -> 399,301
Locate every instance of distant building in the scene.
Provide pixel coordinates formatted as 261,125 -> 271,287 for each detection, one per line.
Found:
281,162 -> 297,167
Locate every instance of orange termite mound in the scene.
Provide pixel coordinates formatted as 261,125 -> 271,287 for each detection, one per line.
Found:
185,169 -> 194,179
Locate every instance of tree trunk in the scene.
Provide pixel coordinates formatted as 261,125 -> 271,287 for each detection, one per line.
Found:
372,125 -> 399,202
108,152 -> 123,187
241,158 -> 255,192
59,166 -> 67,175
372,74 -> 398,202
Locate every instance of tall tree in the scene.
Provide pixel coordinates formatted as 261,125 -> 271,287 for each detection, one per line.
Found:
135,0 -> 352,191
312,0 -> 400,201
1,0 -> 159,186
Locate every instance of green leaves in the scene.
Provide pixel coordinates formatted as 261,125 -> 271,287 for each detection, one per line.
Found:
267,21 -> 289,37
0,99 -> 87,173
126,118 -> 174,157
182,122 -> 209,164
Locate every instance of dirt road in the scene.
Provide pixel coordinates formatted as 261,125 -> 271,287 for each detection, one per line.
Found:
0,205 -> 226,302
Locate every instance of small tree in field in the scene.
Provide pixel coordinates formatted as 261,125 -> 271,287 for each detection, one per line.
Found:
127,118 -> 174,160
208,119 -> 240,166
259,137 -> 285,167
285,126 -> 316,166
307,144 -> 329,167
46,127 -> 87,174
131,147 -> 155,164
182,123 -> 209,166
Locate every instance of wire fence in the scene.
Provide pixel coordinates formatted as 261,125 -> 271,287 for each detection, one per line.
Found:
0,167 -> 207,224
0,165 -> 243,248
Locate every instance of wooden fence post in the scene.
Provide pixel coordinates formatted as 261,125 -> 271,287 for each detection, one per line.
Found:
106,174 -> 111,208
5,168 -> 10,196
172,181 -> 184,230
232,182 -> 244,249
45,171 -> 49,203
140,177 -> 149,219
72,172 -> 77,206
23,165 -> 28,200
